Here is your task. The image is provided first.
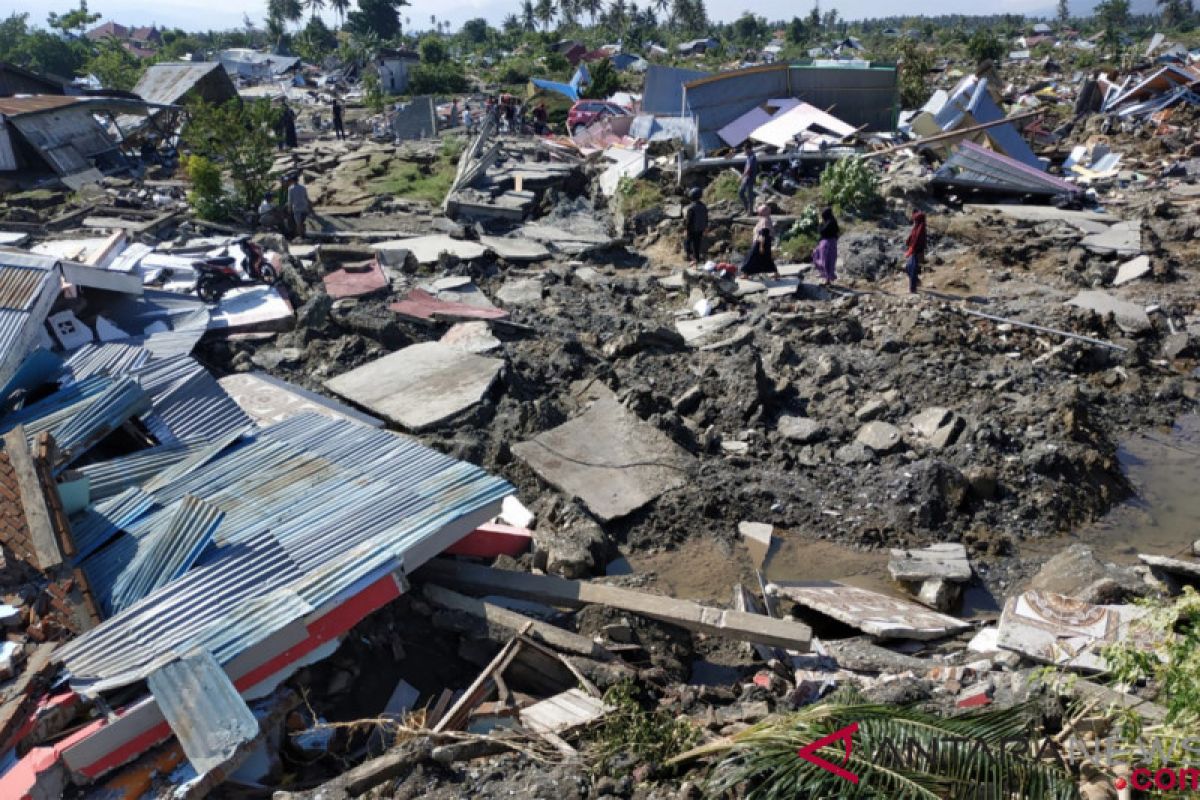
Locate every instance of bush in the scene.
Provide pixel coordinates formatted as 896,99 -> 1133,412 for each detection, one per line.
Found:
585,681 -> 697,778
181,154 -> 226,221
582,58 -> 620,100
703,171 -> 742,205
182,98 -> 278,220
966,29 -> 1005,65
820,158 -> 880,215
614,176 -> 664,217
409,63 -> 469,94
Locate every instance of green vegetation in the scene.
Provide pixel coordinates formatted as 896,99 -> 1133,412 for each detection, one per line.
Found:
780,204 -> 820,261
686,692 -> 1076,800
582,58 -> 621,100
585,680 -> 698,778
966,29 -> 1006,65
893,38 -> 934,109
84,37 -> 144,92
820,158 -> 881,215
409,62 -> 470,94
614,177 -> 664,217
182,99 -> 279,221
181,154 -> 226,221
703,172 -> 742,206
368,136 -> 465,204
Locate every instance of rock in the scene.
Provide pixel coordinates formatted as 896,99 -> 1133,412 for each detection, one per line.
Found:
251,347 -> 305,370
533,520 -> 608,579
835,442 -> 875,464
855,421 -> 902,454
965,466 -> 998,500
1112,255 -> 1151,286
1028,544 -> 1148,604
927,416 -> 966,450
855,399 -> 886,422
777,415 -> 826,444
813,353 -> 843,383
889,543 -> 971,583
906,460 -> 969,527
823,637 -> 930,673
1163,332 -> 1196,360
673,385 -> 703,415
909,407 -> 952,439
1194,539 -> 1200,557
296,292 -> 333,330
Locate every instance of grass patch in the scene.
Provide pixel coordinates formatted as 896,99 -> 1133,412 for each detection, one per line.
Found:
703,171 -> 741,205
615,177 -> 664,217
367,136 -> 466,205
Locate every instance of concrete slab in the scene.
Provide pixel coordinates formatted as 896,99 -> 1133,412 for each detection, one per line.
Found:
675,311 -> 740,346
1112,255 -> 1151,287
325,341 -> 504,432
1066,290 -> 1151,334
440,321 -> 502,353
218,372 -> 383,428
1080,221 -> 1142,256
322,259 -> 389,299
772,581 -> 971,640
520,223 -> 615,256
391,288 -> 508,323
996,590 -> 1151,672
776,264 -> 808,277
0,232 -> 30,247
512,393 -> 695,522
375,235 -> 488,265
889,543 -> 972,583
1138,553 -> 1200,580
495,278 -> 544,308
765,277 -> 801,297
478,236 -> 551,263
967,204 -> 1118,226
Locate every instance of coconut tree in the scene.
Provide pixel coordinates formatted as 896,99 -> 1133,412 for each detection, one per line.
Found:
328,0 -> 350,27
306,0 -> 325,20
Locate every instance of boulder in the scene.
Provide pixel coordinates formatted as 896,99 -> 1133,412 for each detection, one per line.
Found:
778,415 -> 826,444
855,421 -> 903,454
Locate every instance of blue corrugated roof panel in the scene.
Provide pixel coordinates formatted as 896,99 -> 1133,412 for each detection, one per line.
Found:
0,253 -> 60,393
75,442 -> 206,502
147,649 -> 259,775
57,413 -> 513,694
70,487 -> 157,562
52,376 -> 153,467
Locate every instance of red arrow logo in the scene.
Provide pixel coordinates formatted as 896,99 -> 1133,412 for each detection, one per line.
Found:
797,722 -> 860,784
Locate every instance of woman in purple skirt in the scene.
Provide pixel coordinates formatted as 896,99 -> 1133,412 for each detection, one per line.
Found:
812,207 -> 839,285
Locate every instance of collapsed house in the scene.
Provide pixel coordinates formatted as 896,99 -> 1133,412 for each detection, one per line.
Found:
217,50 -> 301,83
116,62 -> 238,142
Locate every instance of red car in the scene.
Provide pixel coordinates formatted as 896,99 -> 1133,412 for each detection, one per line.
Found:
567,100 -> 631,135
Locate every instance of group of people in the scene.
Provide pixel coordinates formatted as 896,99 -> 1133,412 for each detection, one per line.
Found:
683,180 -> 928,293
453,94 -> 545,136
276,97 -> 347,148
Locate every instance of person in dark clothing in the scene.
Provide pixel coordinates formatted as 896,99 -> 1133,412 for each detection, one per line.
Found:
532,102 -> 549,134
331,98 -> 345,140
904,209 -> 928,294
682,187 -> 708,265
812,207 -> 839,284
280,101 -> 298,149
741,205 -> 776,275
739,142 -> 759,214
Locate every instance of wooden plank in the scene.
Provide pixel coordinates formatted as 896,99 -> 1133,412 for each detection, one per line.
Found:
432,624 -> 531,733
419,560 -> 812,652
422,583 -> 618,662
2,428 -> 61,570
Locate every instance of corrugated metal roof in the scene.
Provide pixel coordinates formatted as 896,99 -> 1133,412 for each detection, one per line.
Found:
69,487 -> 157,561
0,94 -> 82,116
934,140 -> 1077,196
105,495 -> 224,614
64,342 -> 153,380
131,62 -> 225,106
0,265 -> 53,311
0,253 -> 60,394
132,355 -> 252,444
52,376 -> 152,467
57,413 -> 512,694
75,442 -> 205,502
147,649 -> 260,775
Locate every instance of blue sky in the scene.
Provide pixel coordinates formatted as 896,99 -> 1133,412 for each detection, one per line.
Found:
8,0 -> 1152,36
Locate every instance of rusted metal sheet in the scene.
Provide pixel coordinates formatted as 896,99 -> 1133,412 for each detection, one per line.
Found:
0,95 -> 81,116
996,590 -> 1153,672
390,288 -> 508,322
773,581 -> 972,640
322,259 -> 388,300
0,265 -> 52,311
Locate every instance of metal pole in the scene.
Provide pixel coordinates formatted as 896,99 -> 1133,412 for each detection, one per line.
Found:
956,306 -> 1127,352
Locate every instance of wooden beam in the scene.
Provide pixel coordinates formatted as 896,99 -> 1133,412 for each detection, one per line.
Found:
423,583 -> 618,662
432,623 -> 531,733
2,428 -> 62,571
419,560 -> 812,652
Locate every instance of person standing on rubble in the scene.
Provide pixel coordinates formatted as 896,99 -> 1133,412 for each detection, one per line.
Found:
280,101 -> 298,149
287,174 -> 311,239
903,208 -> 928,294
812,207 -> 839,285
462,103 -> 474,135
532,101 -> 549,135
331,98 -> 346,140
739,142 -> 759,215
740,204 -> 776,276
683,187 -> 708,266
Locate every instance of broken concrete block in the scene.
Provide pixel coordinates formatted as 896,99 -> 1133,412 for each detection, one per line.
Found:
1080,221 -> 1141,256
777,415 -> 826,444
956,679 -> 994,709
495,278 -> 544,307
1138,553 -> 1200,581
512,393 -> 695,522
325,342 -> 504,432
675,311 -> 740,346
1028,544 -> 1147,604
917,578 -> 961,613
772,581 -> 971,640
440,321 -> 502,354
1066,290 -> 1151,334
888,543 -> 971,583
855,421 -> 903,454
1112,255 -> 1151,286
926,416 -> 965,450
910,407 -> 952,439
996,590 -> 1152,672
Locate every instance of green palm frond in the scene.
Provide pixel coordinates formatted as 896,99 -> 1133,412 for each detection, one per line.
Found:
696,692 -> 1078,800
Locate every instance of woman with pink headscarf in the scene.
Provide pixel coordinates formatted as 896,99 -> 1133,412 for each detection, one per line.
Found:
740,204 -> 776,276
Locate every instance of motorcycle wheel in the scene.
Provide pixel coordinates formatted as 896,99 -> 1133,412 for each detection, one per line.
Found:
258,263 -> 278,285
196,277 -> 224,304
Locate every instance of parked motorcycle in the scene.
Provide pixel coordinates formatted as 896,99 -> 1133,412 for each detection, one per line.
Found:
193,238 -> 277,303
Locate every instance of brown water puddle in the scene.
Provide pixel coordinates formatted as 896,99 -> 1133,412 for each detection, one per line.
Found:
1025,413 -> 1200,566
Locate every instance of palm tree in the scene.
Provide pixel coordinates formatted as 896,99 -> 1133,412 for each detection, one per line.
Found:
581,0 -> 603,25
534,0 -> 556,31
502,12 -> 521,33
558,0 -> 578,27
653,0 -> 669,24
329,0 -> 349,27
609,0 -> 627,34
307,0 -> 325,20
680,693 -> 1077,800
521,0 -> 537,31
